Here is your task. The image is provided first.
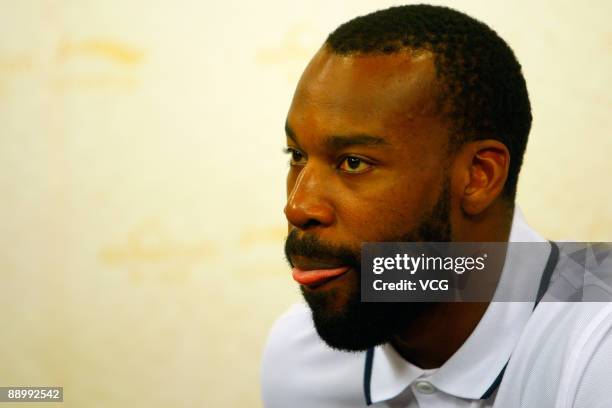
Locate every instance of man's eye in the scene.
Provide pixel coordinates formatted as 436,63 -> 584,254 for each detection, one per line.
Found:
284,148 -> 306,165
338,156 -> 372,173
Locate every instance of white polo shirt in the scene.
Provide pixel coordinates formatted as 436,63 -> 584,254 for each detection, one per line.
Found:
261,209 -> 612,407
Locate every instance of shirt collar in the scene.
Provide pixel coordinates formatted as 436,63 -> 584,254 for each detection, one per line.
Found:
368,206 -> 552,403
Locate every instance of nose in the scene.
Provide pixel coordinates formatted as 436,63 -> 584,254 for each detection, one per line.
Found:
284,165 -> 335,230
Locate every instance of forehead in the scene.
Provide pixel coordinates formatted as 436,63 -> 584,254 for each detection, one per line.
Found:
287,46 -> 444,142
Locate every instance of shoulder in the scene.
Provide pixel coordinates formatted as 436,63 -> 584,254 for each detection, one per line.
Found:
555,303 -> 612,408
261,303 -> 366,408
262,303 -> 320,364
265,302 -> 313,342
497,303 -> 612,407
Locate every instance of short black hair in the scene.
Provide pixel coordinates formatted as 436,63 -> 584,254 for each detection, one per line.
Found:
326,4 -> 531,200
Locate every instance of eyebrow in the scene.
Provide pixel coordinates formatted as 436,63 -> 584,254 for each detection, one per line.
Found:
285,121 -> 389,150
285,120 -> 297,143
324,134 -> 388,150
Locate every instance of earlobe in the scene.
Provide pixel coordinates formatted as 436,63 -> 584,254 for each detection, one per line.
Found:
460,141 -> 510,216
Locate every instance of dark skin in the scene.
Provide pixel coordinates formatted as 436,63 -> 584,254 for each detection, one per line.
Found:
284,46 -> 512,369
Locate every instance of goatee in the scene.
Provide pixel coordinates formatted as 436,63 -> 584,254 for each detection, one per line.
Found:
284,180 -> 452,351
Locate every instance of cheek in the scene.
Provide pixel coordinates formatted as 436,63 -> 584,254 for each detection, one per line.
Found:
336,174 -> 436,241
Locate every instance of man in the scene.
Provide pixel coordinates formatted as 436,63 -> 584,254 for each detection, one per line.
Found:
261,5 -> 612,407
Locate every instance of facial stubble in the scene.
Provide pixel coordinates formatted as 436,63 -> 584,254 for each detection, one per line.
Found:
284,179 -> 452,352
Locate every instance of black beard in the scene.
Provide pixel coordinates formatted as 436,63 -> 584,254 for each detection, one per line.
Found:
284,180 -> 452,352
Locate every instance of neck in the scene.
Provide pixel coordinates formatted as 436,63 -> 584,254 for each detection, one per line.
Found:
391,201 -> 514,368
390,302 -> 488,368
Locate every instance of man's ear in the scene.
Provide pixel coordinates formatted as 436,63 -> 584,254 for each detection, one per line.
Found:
454,140 -> 510,215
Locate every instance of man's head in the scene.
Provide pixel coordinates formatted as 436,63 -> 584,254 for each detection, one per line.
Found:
283,5 -> 531,351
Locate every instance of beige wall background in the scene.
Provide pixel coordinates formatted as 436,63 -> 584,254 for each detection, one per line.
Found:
1,1 -> 610,407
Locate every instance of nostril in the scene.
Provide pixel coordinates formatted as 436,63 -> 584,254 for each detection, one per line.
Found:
301,219 -> 322,229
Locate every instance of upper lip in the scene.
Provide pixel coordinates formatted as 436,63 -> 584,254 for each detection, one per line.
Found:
289,255 -> 347,270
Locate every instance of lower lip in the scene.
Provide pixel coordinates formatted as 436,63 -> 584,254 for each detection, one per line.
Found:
292,266 -> 350,287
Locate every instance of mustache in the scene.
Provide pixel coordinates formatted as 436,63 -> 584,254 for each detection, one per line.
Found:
284,229 -> 360,268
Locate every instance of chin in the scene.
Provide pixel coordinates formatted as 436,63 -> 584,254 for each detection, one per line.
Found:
301,285 -> 428,351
